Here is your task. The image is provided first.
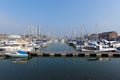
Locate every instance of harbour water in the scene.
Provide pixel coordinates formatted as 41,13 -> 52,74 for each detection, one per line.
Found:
0,42 -> 120,80
39,42 -> 77,53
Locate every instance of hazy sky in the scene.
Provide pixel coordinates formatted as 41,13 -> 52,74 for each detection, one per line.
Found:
0,0 -> 120,36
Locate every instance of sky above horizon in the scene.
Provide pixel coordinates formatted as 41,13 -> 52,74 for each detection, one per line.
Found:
0,0 -> 120,37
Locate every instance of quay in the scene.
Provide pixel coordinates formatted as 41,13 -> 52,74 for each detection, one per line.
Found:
28,51 -> 120,57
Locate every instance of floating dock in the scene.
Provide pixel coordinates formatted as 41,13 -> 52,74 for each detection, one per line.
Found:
28,51 -> 120,57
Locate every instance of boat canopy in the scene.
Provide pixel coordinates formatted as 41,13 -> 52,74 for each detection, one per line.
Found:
17,50 -> 27,54
77,41 -> 84,45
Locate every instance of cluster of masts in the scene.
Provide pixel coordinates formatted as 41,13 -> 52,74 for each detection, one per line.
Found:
29,25 -> 41,39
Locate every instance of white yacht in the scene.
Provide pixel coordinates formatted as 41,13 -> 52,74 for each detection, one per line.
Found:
0,40 -> 33,52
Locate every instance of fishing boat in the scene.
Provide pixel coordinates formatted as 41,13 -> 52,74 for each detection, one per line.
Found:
5,50 -> 28,58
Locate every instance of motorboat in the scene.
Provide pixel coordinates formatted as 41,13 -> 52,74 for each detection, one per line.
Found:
5,50 -> 28,58
81,45 -> 117,52
0,40 -> 33,52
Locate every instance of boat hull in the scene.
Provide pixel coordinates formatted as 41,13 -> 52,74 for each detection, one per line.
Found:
5,53 -> 28,58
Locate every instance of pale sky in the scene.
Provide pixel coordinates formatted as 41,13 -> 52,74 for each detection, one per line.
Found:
0,0 -> 120,36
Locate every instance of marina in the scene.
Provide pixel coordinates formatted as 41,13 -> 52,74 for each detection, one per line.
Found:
1,0 -> 120,80
0,36 -> 120,80
0,41 -> 119,80
1,40 -> 120,58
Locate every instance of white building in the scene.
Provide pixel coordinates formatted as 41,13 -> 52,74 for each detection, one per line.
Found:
8,35 -> 21,39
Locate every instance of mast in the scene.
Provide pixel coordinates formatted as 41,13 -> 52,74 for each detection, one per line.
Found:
80,25 -> 83,40
37,25 -> 39,39
95,24 -> 98,40
29,25 -> 32,39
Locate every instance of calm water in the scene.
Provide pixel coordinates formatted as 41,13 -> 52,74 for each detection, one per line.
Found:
0,42 -> 120,80
40,42 -> 77,52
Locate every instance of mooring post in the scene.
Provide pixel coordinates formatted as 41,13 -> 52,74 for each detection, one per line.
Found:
72,53 -> 76,56
108,53 -> 113,57
96,53 -> 101,57
61,53 -> 66,57
85,53 -> 90,57
37,52 -> 43,56
49,53 -> 55,56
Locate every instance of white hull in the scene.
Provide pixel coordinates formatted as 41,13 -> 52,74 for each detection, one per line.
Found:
81,48 -> 116,52
0,46 -> 33,52
5,53 -> 28,58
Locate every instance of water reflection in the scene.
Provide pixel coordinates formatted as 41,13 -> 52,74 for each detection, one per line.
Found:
0,56 -> 120,80
4,57 -> 29,64
87,57 -> 111,62
3,56 -> 112,65
98,57 -> 111,61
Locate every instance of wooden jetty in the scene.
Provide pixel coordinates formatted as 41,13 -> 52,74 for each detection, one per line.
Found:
28,51 -> 120,57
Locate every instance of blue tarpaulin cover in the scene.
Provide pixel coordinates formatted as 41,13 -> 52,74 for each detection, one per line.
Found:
17,50 -> 27,54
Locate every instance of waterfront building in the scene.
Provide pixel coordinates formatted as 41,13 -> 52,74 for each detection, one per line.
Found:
99,31 -> 117,41
117,34 -> 120,41
8,35 -> 21,39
